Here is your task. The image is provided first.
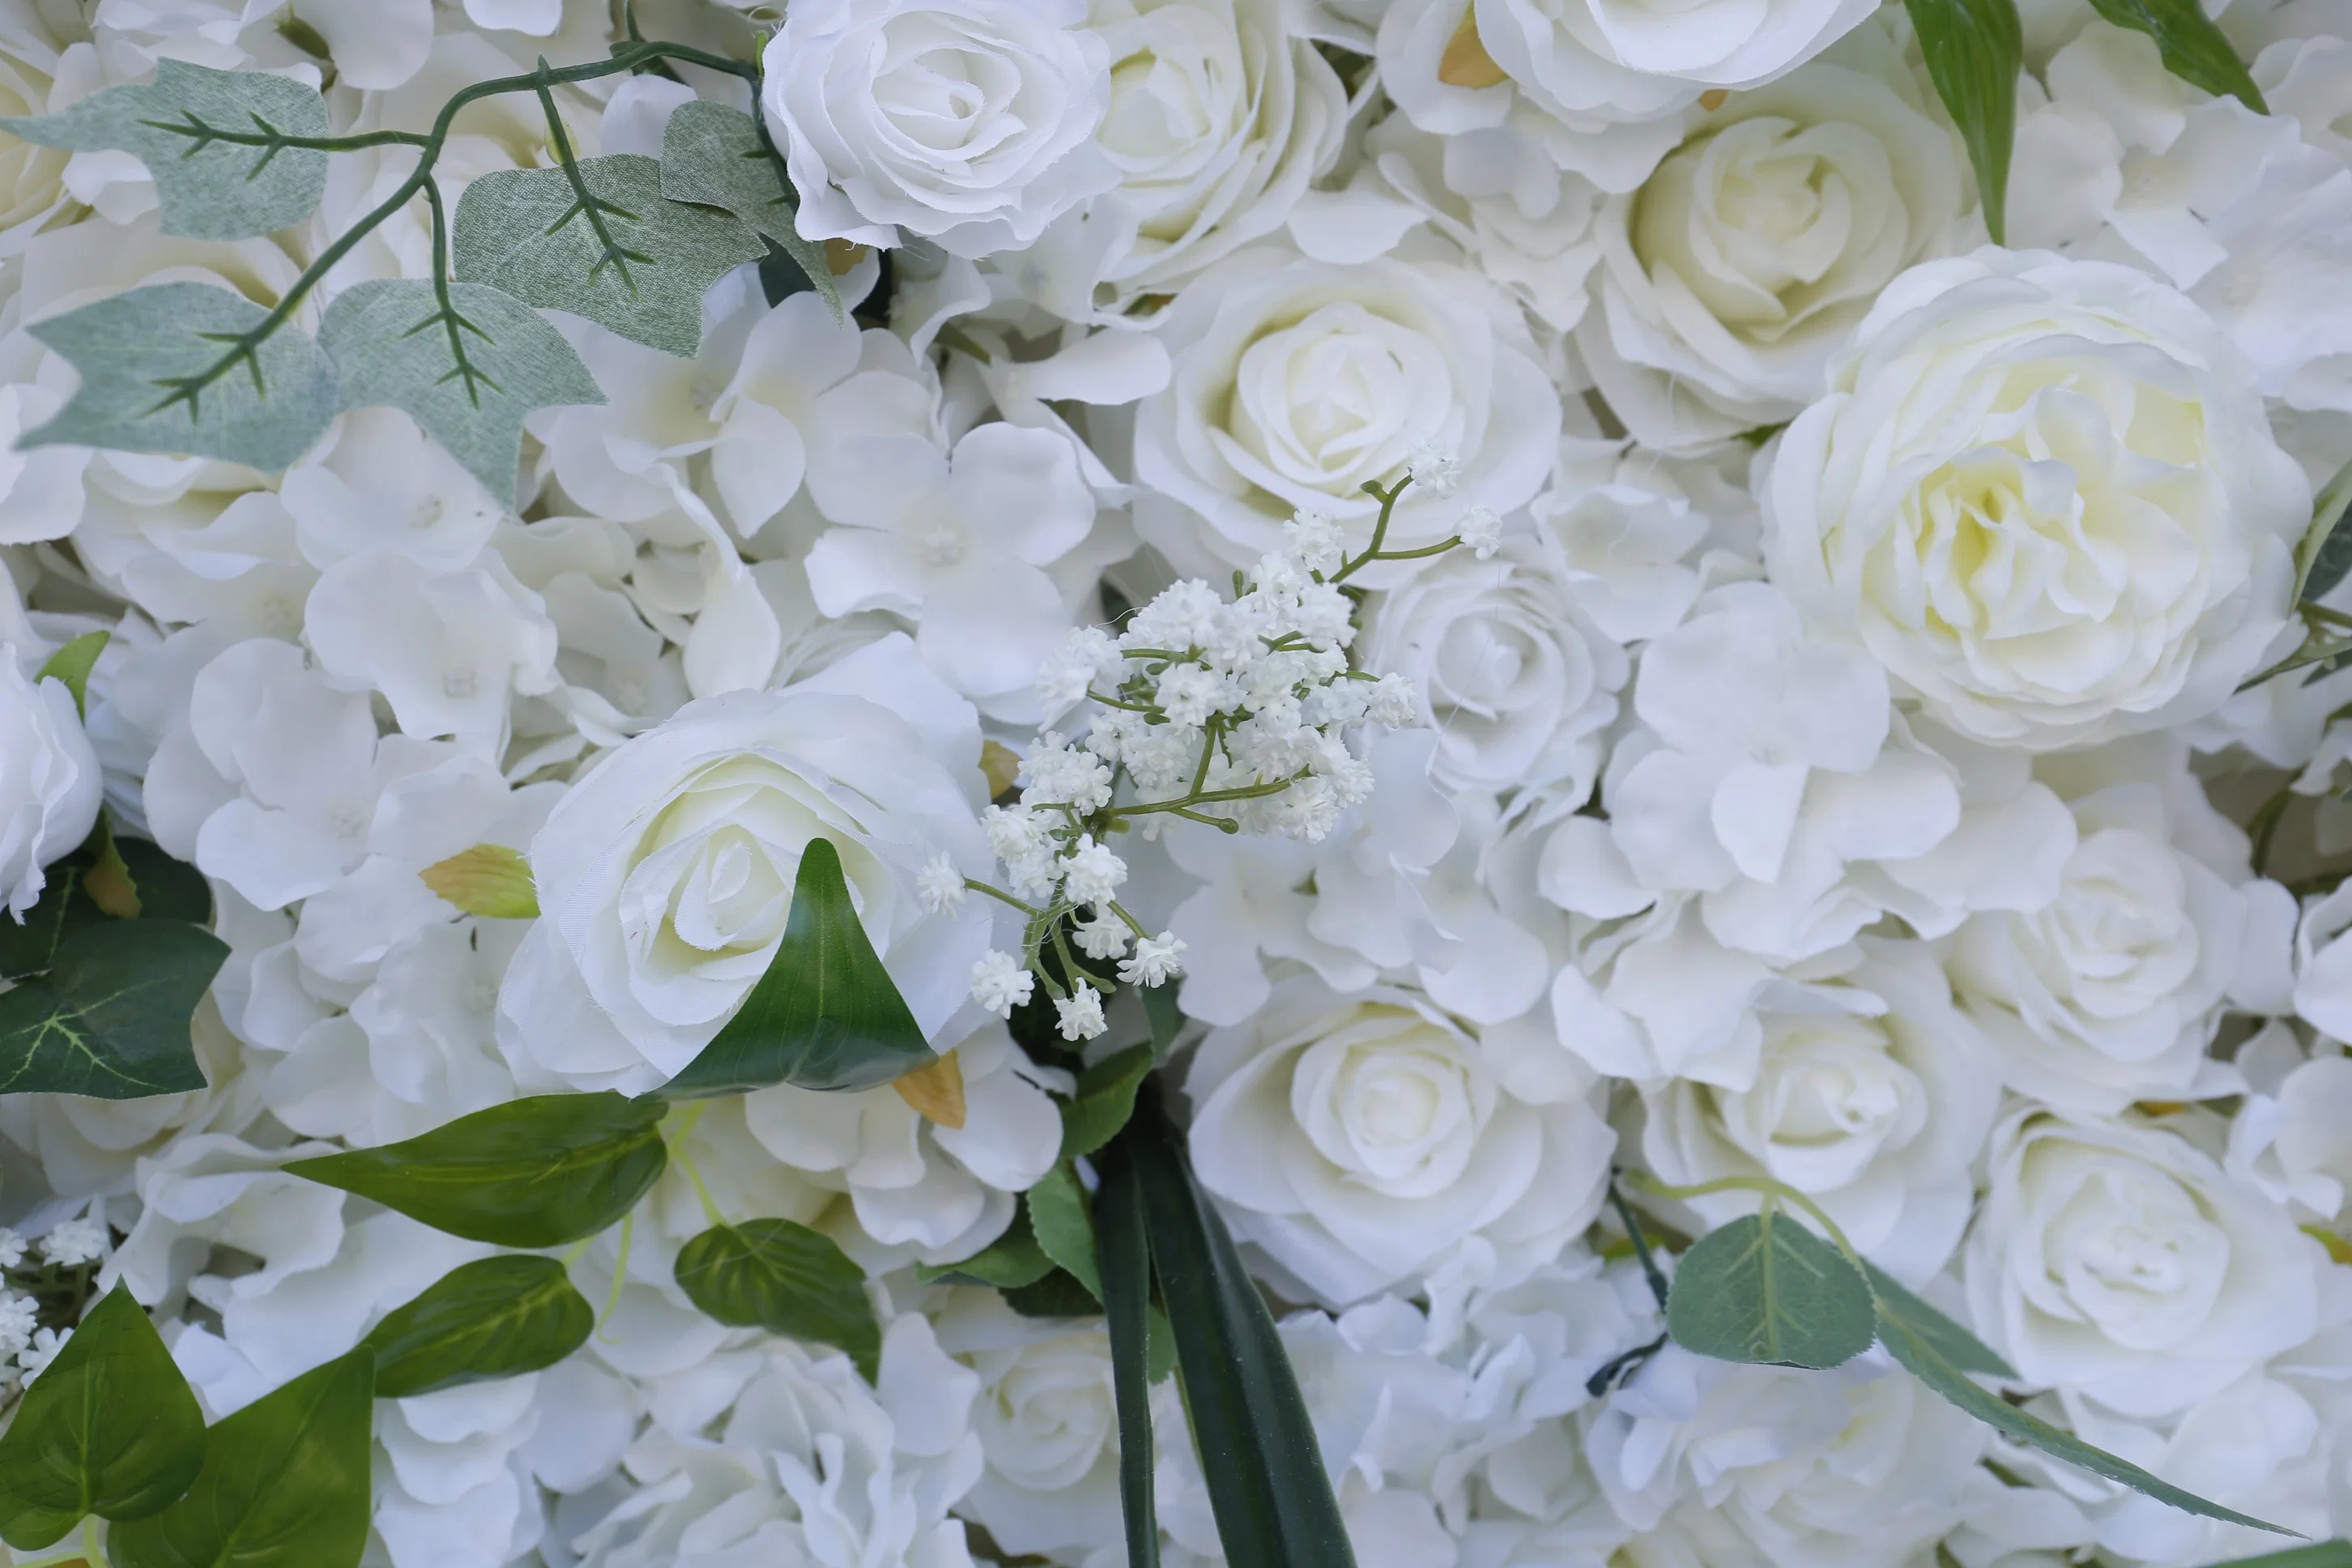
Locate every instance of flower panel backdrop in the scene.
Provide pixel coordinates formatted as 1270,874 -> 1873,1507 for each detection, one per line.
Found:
2,0 -> 2352,1566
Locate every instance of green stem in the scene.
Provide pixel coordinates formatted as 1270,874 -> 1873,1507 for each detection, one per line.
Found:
596,1210 -> 634,1337
532,60 -> 648,292
963,878 -> 1039,917
83,1515 -> 108,1568
1118,770 -> 1309,816
1332,475 -> 1415,584
142,117 -> 432,153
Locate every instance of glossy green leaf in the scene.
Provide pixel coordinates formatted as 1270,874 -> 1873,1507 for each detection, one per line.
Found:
658,838 -> 932,1098
1144,983 -> 1184,1061
2086,0 -> 2265,109
363,1255 -> 592,1399
1861,1259 -> 2016,1378
673,1217 -> 880,1378
320,279 -> 603,511
1878,1303 -> 2292,1536
1666,1212 -> 1875,1370
20,283 -> 339,473
918,1204 -> 1055,1291
1904,0 -> 2023,242
2205,1545 -> 2352,1567
452,152 -> 764,358
111,1347 -> 375,1568
1060,1045 -> 1153,1161
36,632 -> 107,717
1129,1092 -> 1355,1568
0,60 -> 326,241
658,100 -> 839,318
0,919 -> 226,1098
0,1285 -> 206,1549
1028,1163 -> 1102,1302
2298,458 -> 2352,603
283,1092 -> 666,1247
1003,1269 -> 1103,1319
0,835 -> 207,982
1094,1141 -> 1161,1568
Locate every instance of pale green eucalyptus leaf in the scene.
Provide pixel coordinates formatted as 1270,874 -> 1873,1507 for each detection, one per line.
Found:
1666,1212 -> 1876,1370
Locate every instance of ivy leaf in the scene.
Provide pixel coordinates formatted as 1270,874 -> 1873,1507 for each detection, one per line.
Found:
658,837 -> 932,1099
362,1255 -> 593,1400
415,842 -> 540,919
283,1092 -> 667,1247
1027,1164 -> 1102,1302
0,919 -> 226,1098
20,283 -> 339,474
1665,1211 -> 1876,1370
2298,458 -> 2352,603
673,1217 -> 880,1379
1878,1302 -> 2294,1536
1904,0 -> 2024,243
1861,1259 -> 2017,1378
0,835 -> 208,982
36,631 -> 107,717
2086,0 -> 2265,109
110,1348 -> 375,1568
1060,1045 -> 1154,1161
319,279 -> 603,512
658,101 -> 840,319
917,1204 -> 1055,1290
452,152 -> 765,358
0,1284 -> 206,1550
0,60 -> 326,241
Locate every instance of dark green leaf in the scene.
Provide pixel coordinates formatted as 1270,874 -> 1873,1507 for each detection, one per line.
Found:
21,283 -> 339,474
0,919 -> 225,1098
109,838 -> 211,926
1028,1164 -> 1102,1302
1881,1309 -> 2294,1536
658,837 -> 932,1098
1144,984 -> 1183,1061
110,1347 -> 374,1568
1094,1141 -> 1161,1568
452,152 -> 765,359
2086,0 -> 2265,109
283,1092 -> 666,1247
1129,1091 -> 1355,1568
0,838 -> 211,982
658,100 -> 840,318
1861,1259 -> 2017,1378
2298,458 -> 2352,603
0,1285 -> 205,1549
2205,1545 -> 2352,1567
1061,1045 -> 1153,1161
363,1255 -> 592,1399
320,279 -> 603,511
917,1205 -> 1055,1290
673,1217 -> 880,1379
1003,1269 -> 1104,1319
0,60 -> 326,241
1904,0 -> 2023,243
36,632 -> 107,717
1666,1212 -> 1875,1370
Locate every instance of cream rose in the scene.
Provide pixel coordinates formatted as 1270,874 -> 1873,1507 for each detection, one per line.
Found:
1580,31 -> 1972,449
1963,1106 -> 2323,1418
0,27 -> 75,256
1184,976 -> 1613,1305
496,636 -> 995,1096
761,0 -> 1114,258
959,1322 -> 1125,1556
1763,249 -> 2311,750
1134,249 -> 1559,573
0,643 -> 101,919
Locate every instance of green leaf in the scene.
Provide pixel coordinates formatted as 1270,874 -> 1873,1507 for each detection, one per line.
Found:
415,842 -> 540,920
917,1205 -> 1055,1290
1003,1269 -> 1105,1319
1665,1211 -> 1876,1370
2205,1545 -> 2352,1567
1028,1164 -> 1102,1302
110,1347 -> 375,1568
21,283 -> 339,473
1877,1303 -> 2294,1536
0,60 -> 326,241
1904,0 -> 2024,243
1094,1141 -> 1161,1568
1,835 -> 215,982
452,152 -> 765,359
0,919 -> 226,1099
283,1092 -> 667,1248
107,837 -> 211,926
36,632 -> 108,718
1144,984 -> 1184,1061
658,100 -> 840,319
672,1217 -> 880,1379
0,1285 -> 206,1550
1861,1259 -> 2017,1378
2086,0 -> 2265,109
2298,458 -> 2352,603
362,1255 -> 592,1400
1060,1045 -> 1153,1161
1127,1091 -> 1355,1568
319,279 -> 603,512
658,837 -> 932,1099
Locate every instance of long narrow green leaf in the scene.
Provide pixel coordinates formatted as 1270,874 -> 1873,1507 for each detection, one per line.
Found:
2205,1545 -> 2352,1567
2086,0 -> 2265,109
1905,0 -> 2024,242
2296,458 -> 2352,602
1128,1091 -> 1355,1568
1094,1141 -> 1161,1568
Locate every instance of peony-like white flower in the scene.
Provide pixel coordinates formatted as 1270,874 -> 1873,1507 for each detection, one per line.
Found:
0,643 -> 101,918
1762,248 -> 2312,750
1963,1106 -> 2324,1419
761,0 -> 1115,258
496,636 -> 995,1095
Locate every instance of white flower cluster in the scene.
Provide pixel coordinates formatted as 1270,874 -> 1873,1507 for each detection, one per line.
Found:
0,1216 -> 108,1391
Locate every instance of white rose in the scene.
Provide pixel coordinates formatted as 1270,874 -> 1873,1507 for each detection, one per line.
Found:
496,636 -> 995,1096
1185,975 -> 1613,1305
1640,937 -> 2000,1284
1134,249 -> 1560,574
1964,1106 -> 2324,1418
1762,248 -> 2311,750
0,26 -> 80,256
958,1317 -> 1125,1557
761,0 -> 1115,258
2228,1054 -> 2352,1223
1358,530 -> 1626,802
1580,29 -> 1973,449
0,643 -> 102,918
